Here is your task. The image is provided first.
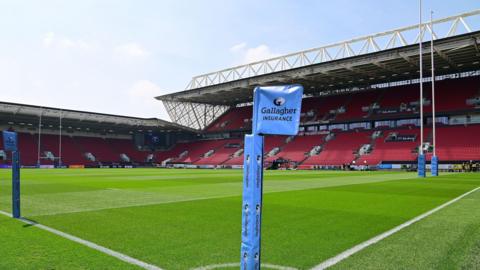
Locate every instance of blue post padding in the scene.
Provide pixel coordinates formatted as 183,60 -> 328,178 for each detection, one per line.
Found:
252,85 -> 303,136
12,151 -> 21,218
240,134 -> 264,270
418,154 -> 426,177
431,155 -> 439,176
241,85 -> 302,269
2,131 -> 18,152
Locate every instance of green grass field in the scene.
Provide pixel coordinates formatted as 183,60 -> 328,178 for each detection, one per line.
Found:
0,169 -> 479,270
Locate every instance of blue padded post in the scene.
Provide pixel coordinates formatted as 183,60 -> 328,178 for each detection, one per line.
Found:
240,134 -> 264,270
431,155 -> 439,176
418,154 -> 426,177
240,85 -> 302,269
12,151 -> 21,218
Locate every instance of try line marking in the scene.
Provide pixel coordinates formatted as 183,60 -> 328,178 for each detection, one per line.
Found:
310,186 -> 480,270
0,210 -> 163,270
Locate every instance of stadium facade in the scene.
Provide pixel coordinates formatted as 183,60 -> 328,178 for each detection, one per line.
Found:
1,10 -> 480,170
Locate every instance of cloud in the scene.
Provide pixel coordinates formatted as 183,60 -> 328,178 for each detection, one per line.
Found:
244,45 -> 280,63
114,43 -> 150,59
42,32 -> 94,50
230,43 -> 280,64
230,42 -> 247,52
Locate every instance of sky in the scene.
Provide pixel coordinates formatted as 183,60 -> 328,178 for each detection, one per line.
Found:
0,0 -> 478,120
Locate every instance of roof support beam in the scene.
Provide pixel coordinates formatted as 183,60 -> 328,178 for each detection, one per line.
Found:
399,53 -> 419,68
372,61 -> 403,75
434,47 -> 459,69
342,65 -> 377,79
473,37 -> 480,55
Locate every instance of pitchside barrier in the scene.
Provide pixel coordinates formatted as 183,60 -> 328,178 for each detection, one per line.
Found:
2,131 -> 21,218
240,85 -> 303,270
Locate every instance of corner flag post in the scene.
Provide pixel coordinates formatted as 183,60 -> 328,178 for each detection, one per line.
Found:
2,131 -> 21,218
417,0 -> 426,177
12,150 -> 20,218
430,10 -> 439,177
240,85 -> 303,269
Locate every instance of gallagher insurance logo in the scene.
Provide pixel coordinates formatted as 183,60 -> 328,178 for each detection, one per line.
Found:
273,97 -> 285,106
260,96 -> 298,122
6,135 -> 14,144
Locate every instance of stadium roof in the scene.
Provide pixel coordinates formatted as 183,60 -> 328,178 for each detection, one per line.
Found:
0,101 -> 192,135
156,10 -> 480,130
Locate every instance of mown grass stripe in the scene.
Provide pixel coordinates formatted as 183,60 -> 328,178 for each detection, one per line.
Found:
7,171 -> 417,217
0,210 -> 163,270
310,186 -> 480,270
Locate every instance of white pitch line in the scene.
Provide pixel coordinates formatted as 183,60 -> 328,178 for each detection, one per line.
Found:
311,186 -> 480,270
0,210 -> 163,270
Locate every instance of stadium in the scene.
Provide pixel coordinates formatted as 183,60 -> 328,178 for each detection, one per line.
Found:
1,3 -> 480,270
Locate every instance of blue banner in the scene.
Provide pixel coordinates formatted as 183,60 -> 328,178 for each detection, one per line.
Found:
252,85 -> 303,135
2,131 -> 18,152
378,164 -> 393,169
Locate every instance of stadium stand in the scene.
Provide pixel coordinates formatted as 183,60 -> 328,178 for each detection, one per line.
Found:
267,134 -> 326,163
1,76 -> 479,168
435,125 -> 480,161
0,131 -> 156,166
335,91 -> 380,121
166,139 -> 236,164
356,127 -> 429,165
107,138 -> 150,163
2,12 -> 479,171
303,130 -> 372,166
205,77 -> 478,130
195,139 -> 243,165
18,133 -> 38,166
207,106 -> 252,132
436,76 -> 480,112
321,95 -> 349,122
223,136 -> 290,166
58,135 -> 89,165
74,137 -> 119,163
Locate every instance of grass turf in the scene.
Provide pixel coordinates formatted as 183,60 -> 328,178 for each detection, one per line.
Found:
0,169 -> 479,269
0,213 -> 139,270
332,173 -> 480,270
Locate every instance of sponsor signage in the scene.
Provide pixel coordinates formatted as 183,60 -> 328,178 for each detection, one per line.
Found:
69,165 -> 85,169
387,134 -> 417,142
2,131 -> 18,152
252,85 -> 303,135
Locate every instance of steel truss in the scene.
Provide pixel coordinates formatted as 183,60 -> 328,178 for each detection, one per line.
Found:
186,10 -> 479,90
163,100 -> 230,130
159,9 -> 480,130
